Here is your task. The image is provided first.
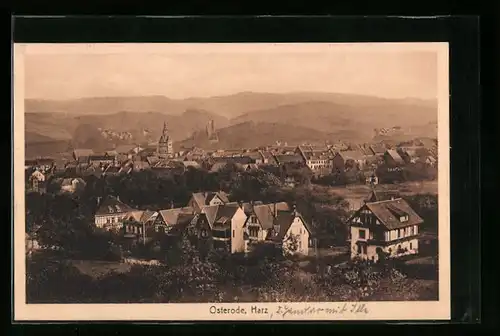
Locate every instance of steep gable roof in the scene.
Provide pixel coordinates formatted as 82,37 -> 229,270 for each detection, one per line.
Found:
271,211 -> 312,241
364,198 -> 424,230
158,207 -> 194,226
95,196 -> 134,216
337,150 -> 366,161
202,204 -> 241,229
385,150 -> 405,164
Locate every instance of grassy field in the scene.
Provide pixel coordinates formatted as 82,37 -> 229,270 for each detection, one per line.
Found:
312,181 -> 438,210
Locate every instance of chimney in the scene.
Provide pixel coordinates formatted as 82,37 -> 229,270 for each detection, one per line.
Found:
171,200 -> 175,209
292,203 -> 297,216
116,195 -> 120,202
274,203 -> 278,217
96,196 -> 102,206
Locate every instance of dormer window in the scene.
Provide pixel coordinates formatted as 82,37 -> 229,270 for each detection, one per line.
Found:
400,215 -> 409,222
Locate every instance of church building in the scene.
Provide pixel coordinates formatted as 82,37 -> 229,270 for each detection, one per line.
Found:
157,122 -> 174,159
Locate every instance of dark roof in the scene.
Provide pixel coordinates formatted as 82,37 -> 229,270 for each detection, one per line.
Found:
364,198 -> 424,230
158,207 -> 194,225
212,156 -> 255,164
370,144 -> 387,155
191,191 -> 230,209
95,196 -> 134,216
271,211 -> 312,241
385,150 -> 405,164
337,150 -> 366,161
366,190 -> 401,203
89,155 -> 114,161
274,154 -> 304,164
202,204 -> 240,229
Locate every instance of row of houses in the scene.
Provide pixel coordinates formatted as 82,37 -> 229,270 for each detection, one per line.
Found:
93,189 -> 424,261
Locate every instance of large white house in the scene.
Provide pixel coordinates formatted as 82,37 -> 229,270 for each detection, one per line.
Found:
347,190 -> 424,262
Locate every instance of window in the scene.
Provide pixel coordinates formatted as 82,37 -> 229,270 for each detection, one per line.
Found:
359,229 -> 366,239
410,242 -> 413,250
232,230 -> 235,238
362,245 -> 367,254
357,245 -> 362,254
400,215 -> 408,222
200,229 -> 208,237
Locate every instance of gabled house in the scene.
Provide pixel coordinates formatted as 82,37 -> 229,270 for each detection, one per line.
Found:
28,169 -> 46,193
332,150 -> 367,172
267,209 -> 312,256
94,196 -> 135,230
384,150 -> 405,167
273,154 -> 305,166
50,177 -> 86,195
187,191 -> 231,214
123,210 -> 158,243
193,204 -> 247,254
153,207 -> 196,237
369,144 -> 387,156
242,202 -> 291,244
89,154 -> 115,167
346,194 -> 424,262
258,150 -> 275,165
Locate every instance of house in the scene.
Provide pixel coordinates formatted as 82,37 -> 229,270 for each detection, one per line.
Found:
123,210 -> 158,243
332,150 -> 367,172
273,154 -> 304,166
363,170 -> 379,185
94,196 -> 135,230
187,191 -> 230,213
28,169 -> 46,193
245,151 -> 265,165
153,207 -> 196,237
384,150 -> 405,167
369,144 -> 387,156
258,150 -> 275,165
181,161 -> 201,169
242,202 -> 290,245
51,177 -> 86,195
132,161 -> 151,171
424,156 -> 437,167
268,209 -> 312,256
347,194 -> 424,262
102,165 -> 122,176
296,145 -> 332,173
193,204 -> 247,254
89,154 -> 115,166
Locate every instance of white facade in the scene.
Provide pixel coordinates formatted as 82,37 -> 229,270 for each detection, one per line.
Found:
282,216 -> 310,256
230,207 -> 247,254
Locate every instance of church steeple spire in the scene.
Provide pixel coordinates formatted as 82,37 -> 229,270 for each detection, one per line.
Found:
162,122 -> 168,137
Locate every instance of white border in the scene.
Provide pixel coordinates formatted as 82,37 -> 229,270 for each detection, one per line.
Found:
13,42 -> 450,321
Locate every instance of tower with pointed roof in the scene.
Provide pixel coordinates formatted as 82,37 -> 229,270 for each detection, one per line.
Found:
157,121 -> 173,159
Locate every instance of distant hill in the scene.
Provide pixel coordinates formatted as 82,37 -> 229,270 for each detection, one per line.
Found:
24,92 -> 438,155
25,109 -> 230,150
24,91 -> 438,119
177,121 -> 336,150
231,100 -> 437,134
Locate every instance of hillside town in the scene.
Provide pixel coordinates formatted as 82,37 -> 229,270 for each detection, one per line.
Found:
26,118 -> 438,296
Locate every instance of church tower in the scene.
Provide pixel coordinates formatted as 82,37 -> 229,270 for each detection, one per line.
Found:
157,121 -> 173,158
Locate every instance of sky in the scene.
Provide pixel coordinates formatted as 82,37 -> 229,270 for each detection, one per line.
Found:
22,43 -> 439,101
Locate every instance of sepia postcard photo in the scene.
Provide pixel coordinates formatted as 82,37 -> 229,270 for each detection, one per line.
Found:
13,42 -> 450,321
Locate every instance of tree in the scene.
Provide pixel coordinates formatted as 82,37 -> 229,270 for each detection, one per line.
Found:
282,234 -> 300,256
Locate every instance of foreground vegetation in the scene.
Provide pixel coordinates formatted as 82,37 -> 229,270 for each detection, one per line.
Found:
27,235 -> 438,303
26,164 -> 439,303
